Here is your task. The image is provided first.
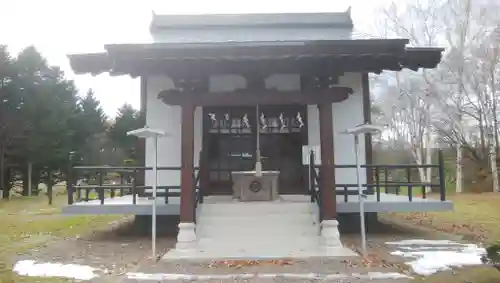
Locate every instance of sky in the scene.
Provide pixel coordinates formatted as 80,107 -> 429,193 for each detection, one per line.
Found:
0,0 -> 394,116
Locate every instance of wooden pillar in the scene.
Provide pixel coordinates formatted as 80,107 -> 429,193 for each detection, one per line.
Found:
180,104 -> 195,223
318,103 -> 337,220
361,73 -> 374,189
136,76 -> 148,195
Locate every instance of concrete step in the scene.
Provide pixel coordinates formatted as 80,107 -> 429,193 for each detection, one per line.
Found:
199,202 -> 314,216
196,223 -> 317,234
197,235 -> 320,249
197,228 -> 318,237
196,220 -> 317,230
197,213 -> 317,226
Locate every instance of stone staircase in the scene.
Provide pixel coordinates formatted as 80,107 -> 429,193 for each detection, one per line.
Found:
196,201 -> 320,258
162,196 -> 357,260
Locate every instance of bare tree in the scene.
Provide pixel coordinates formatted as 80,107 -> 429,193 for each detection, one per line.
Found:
372,0 -> 444,192
375,0 -> 500,192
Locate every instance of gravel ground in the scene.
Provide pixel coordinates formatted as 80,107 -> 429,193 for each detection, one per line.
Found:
119,219 -> 435,283
123,278 -> 408,283
14,215 -> 451,283
14,216 -> 177,283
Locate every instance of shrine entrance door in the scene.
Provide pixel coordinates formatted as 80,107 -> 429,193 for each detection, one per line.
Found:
203,105 -> 308,195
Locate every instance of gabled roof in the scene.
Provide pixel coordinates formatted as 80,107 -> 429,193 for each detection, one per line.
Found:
150,9 -> 354,31
68,39 -> 444,76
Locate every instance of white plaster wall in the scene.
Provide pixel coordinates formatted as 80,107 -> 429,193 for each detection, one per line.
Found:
306,73 -> 367,187
145,76 -> 202,189
151,27 -> 351,43
145,72 -> 365,189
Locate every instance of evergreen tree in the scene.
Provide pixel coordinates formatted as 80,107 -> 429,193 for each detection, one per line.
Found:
73,89 -> 108,165
108,104 -> 142,163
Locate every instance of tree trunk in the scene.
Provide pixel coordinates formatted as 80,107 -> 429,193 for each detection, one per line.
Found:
22,166 -> 29,196
0,143 -> 5,198
456,144 -> 463,193
47,168 -> 53,205
479,113 -> 487,159
1,164 -> 10,199
424,132 -> 433,193
22,166 -> 40,196
489,138 -> 499,192
414,142 -> 432,193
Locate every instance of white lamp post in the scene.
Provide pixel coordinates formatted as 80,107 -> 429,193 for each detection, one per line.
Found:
127,126 -> 167,259
341,123 -> 383,256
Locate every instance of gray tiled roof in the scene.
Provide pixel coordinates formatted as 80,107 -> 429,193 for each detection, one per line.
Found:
150,8 -> 353,30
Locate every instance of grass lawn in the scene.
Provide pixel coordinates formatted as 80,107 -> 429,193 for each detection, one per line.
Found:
383,192 -> 500,282
0,188 -> 124,283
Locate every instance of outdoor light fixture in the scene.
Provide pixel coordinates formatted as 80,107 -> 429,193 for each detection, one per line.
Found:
127,126 -> 168,259
341,123 -> 383,256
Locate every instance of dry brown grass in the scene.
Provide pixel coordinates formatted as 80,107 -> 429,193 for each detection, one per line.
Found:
0,193 -> 124,283
386,193 -> 500,243
383,193 -> 500,282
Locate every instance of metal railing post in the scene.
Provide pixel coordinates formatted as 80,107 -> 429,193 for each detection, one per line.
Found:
132,169 -> 138,205
67,152 -> 75,205
98,171 -> 104,205
309,150 -> 314,202
375,167 -> 380,201
406,167 -> 413,202
438,149 -> 446,201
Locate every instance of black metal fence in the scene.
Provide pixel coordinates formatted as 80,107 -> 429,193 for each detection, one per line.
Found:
308,149 -> 447,204
67,150 -> 447,215
66,166 -> 200,205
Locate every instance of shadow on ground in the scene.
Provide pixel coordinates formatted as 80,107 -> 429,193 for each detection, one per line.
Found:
91,215 -> 181,239
338,213 -> 429,236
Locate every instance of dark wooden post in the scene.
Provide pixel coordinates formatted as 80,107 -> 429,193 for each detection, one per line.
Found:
318,103 -> 336,220
136,76 -> 148,196
180,104 -> 195,223
361,73 -> 373,193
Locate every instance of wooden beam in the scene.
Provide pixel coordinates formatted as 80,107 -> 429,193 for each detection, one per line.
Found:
107,39 -> 409,61
119,55 -> 404,77
159,87 -> 353,107
180,104 -> 195,223
318,102 -> 337,220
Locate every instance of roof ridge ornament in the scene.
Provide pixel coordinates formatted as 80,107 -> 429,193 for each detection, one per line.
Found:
346,6 -> 352,17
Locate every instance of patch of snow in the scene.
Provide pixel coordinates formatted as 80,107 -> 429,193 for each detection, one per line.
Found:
397,246 -> 461,251
358,272 -> 413,280
386,239 -> 459,246
126,272 -> 412,281
13,260 -> 99,281
386,239 -> 486,276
